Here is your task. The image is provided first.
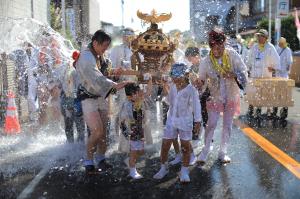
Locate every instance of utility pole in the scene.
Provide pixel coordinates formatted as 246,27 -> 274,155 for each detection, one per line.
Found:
235,0 -> 239,35
275,0 -> 289,44
31,0 -> 34,18
61,0 -> 66,36
268,0 -> 272,40
121,0 -> 124,28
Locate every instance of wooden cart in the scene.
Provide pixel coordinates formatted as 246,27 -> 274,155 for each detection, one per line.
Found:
244,78 -> 295,126
245,77 -> 295,107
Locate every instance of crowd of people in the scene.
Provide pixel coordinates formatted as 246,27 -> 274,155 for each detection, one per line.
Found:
1,12 -> 297,183
72,24 -> 295,182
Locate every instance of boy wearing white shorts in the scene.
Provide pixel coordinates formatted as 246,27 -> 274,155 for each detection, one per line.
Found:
153,63 -> 201,182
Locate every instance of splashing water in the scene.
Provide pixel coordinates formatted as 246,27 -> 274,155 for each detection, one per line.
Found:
0,17 -> 74,80
0,17 -> 77,178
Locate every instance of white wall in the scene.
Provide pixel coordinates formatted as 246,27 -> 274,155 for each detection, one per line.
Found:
89,0 -> 100,34
33,0 -> 49,24
0,0 -> 49,25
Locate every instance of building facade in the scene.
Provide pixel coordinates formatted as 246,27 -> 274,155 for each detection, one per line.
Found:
0,0 -> 50,123
0,0 -> 50,25
190,0 -> 300,43
65,0 -> 101,47
190,0 -> 246,43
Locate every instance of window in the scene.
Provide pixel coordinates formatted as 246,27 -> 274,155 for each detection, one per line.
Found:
251,0 -> 265,14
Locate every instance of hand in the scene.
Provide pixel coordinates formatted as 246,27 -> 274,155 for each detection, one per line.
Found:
193,122 -> 201,137
193,79 -> 204,90
222,72 -> 236,79
111,67 -> 124,76
114,81 -> 134,90
268,66 -> 275,72
143,73 -> 152,81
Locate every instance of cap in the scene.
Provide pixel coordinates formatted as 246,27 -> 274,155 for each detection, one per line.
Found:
170,63 -> 189,78
122,28 -> 135,36
255,29 -> 268,38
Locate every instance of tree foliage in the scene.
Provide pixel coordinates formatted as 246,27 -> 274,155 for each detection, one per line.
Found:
50,1 -> 78,49
281,15 -> 300,51
50,2 -> 62,32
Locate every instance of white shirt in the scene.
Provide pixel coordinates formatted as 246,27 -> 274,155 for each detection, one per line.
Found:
247,42 -> 280,78
109,44 -> 132,69
199,48 -> 248,104
165,83 -> 201,131
275,46 -> 293,78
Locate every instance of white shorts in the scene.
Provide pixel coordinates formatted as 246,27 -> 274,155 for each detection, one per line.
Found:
130,140 -> 144,151
82,97 -> 109,114
163,125 -> 192,141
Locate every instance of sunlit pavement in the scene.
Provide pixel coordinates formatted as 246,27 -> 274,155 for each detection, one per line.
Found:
1,89 -> 300,199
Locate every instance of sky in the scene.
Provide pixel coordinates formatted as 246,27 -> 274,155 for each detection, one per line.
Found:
98,0 -> 190,32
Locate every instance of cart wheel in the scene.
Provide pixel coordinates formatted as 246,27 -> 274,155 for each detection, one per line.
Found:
247,116 -> 255,127
247,105 -> 254,118
279,119 -> 287,128
279,108 -> 288,120
272,118 -> 278,129
254,108 -> 262,128
255,117 -> 262,128
257,118 -> 262,128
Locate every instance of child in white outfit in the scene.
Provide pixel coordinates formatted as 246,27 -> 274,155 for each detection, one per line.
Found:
118,77 -> 152,179
153,63 -> 201,182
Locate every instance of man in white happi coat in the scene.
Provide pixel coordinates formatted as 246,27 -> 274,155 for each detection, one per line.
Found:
273,37 -> 293,119
275,37 -> 293,78
76,30 -> 130,174
246,29 -> 280,118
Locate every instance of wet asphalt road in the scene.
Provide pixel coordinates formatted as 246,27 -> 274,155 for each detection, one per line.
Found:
1,89 -> 300,199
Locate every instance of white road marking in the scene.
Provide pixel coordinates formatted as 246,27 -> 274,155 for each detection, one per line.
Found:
17,165 -> 51,199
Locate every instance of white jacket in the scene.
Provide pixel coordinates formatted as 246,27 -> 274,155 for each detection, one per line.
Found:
198,48 -> 248,106
109,44 -> 132,69
275,46 -> 293,78
76,47 -> 116,97
165,83 -> 201,131
247,42 -> 280,78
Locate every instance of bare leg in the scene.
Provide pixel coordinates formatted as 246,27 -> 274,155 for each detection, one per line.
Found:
170,138 -> 182,165
129,150 -> 144,179
83,111 -> 104,160
180,140 -> 191,167
172,139 -> 180,154
180,140 -> 191,182
96,110 -> 109,155
153,139 -> 173,179
129,150 -> 144,168
160,139 -> 173,164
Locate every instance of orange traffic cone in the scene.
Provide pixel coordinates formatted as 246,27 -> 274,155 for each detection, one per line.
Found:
4,91 -> 21,134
